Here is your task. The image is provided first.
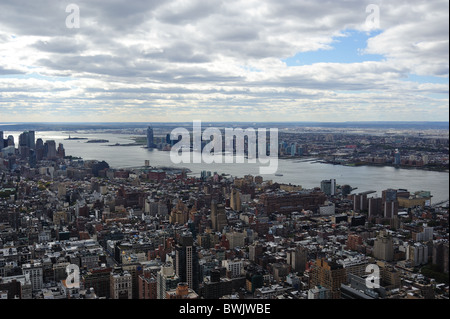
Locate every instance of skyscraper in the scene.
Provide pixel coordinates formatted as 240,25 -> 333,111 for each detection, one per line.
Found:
169,200 -> 189,225
28,131 -> 35,149
210,200 -> 228,232
157,262 -> 180,299
321,179 -> 336,196
19,131 -> 28,147
286,245 -> 308,273
249,242 -> 264,262
382,189 -> 397,203
175,233 -> 199,293
29,149 -> 37,168
18,131 -> 35,149
0,131 -> 3,150
44,140 -> 57,159
384,200 -> 399,219
7,135 -> 14,147
57,143 -> 65,158
35,138 -> 44,161
147,126 -> 155,148
352,192 -> 370,212
290,143 -> 296,156
230,188 -> 241,211
368,197 -> 383,218
382,189 -> 399,218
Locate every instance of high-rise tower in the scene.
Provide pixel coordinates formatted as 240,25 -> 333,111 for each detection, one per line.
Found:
147,126 -> 155,149
174,233 -> 199,293
210,200 -> 227,232
230,188 -> 242,211
44,140 -> 57,159
28,131 -> 35,149
321,179 -> 336,196
157,262 -> 180,299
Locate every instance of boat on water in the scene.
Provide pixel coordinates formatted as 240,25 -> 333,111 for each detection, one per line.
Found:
275,173 -> 283,176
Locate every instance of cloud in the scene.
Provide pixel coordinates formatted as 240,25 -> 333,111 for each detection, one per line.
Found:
363,1 -> 449,77
0,66 -> 25,75
0,0 -> 448,122
32,37 -> 88,54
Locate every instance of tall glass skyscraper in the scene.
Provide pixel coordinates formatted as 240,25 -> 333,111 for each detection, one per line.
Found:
147,126 -> 155,148
28,131 -> 35,149
321,179 -> 336,196
18,130 -> 36,149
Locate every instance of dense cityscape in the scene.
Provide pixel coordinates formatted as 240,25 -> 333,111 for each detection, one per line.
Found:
0,126 -> 448,300
0,1 -> 448,314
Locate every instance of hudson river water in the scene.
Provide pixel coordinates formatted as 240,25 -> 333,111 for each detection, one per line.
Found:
6,131 -> 449,205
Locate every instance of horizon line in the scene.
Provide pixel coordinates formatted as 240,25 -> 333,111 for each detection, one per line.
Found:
1,121 -> 449,124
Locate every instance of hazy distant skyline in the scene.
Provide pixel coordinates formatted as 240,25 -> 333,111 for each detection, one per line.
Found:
0,0 -> 448,122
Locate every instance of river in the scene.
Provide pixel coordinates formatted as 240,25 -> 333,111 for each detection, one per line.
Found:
5,131 -> 449,205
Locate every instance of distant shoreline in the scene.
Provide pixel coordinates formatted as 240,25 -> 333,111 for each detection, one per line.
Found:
317,159 -> 450,173
0,121 -> 448,132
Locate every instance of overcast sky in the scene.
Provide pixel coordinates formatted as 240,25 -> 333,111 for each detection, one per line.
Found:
0,0 -> 448,122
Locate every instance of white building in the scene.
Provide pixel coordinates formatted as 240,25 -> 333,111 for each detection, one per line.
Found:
308,286 -> 331,299
416,227 -> 433,242
406,242 -> 429,267
156,262 -> 180,299
338,255 -> 369,277
110,269 -> 132,299
221,259 -> 244,278
21,262 -> 43,292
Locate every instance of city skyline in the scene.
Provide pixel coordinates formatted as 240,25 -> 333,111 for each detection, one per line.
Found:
0,1 -> 449,305
0,126 -> 448,302
0,0 -> 448,123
